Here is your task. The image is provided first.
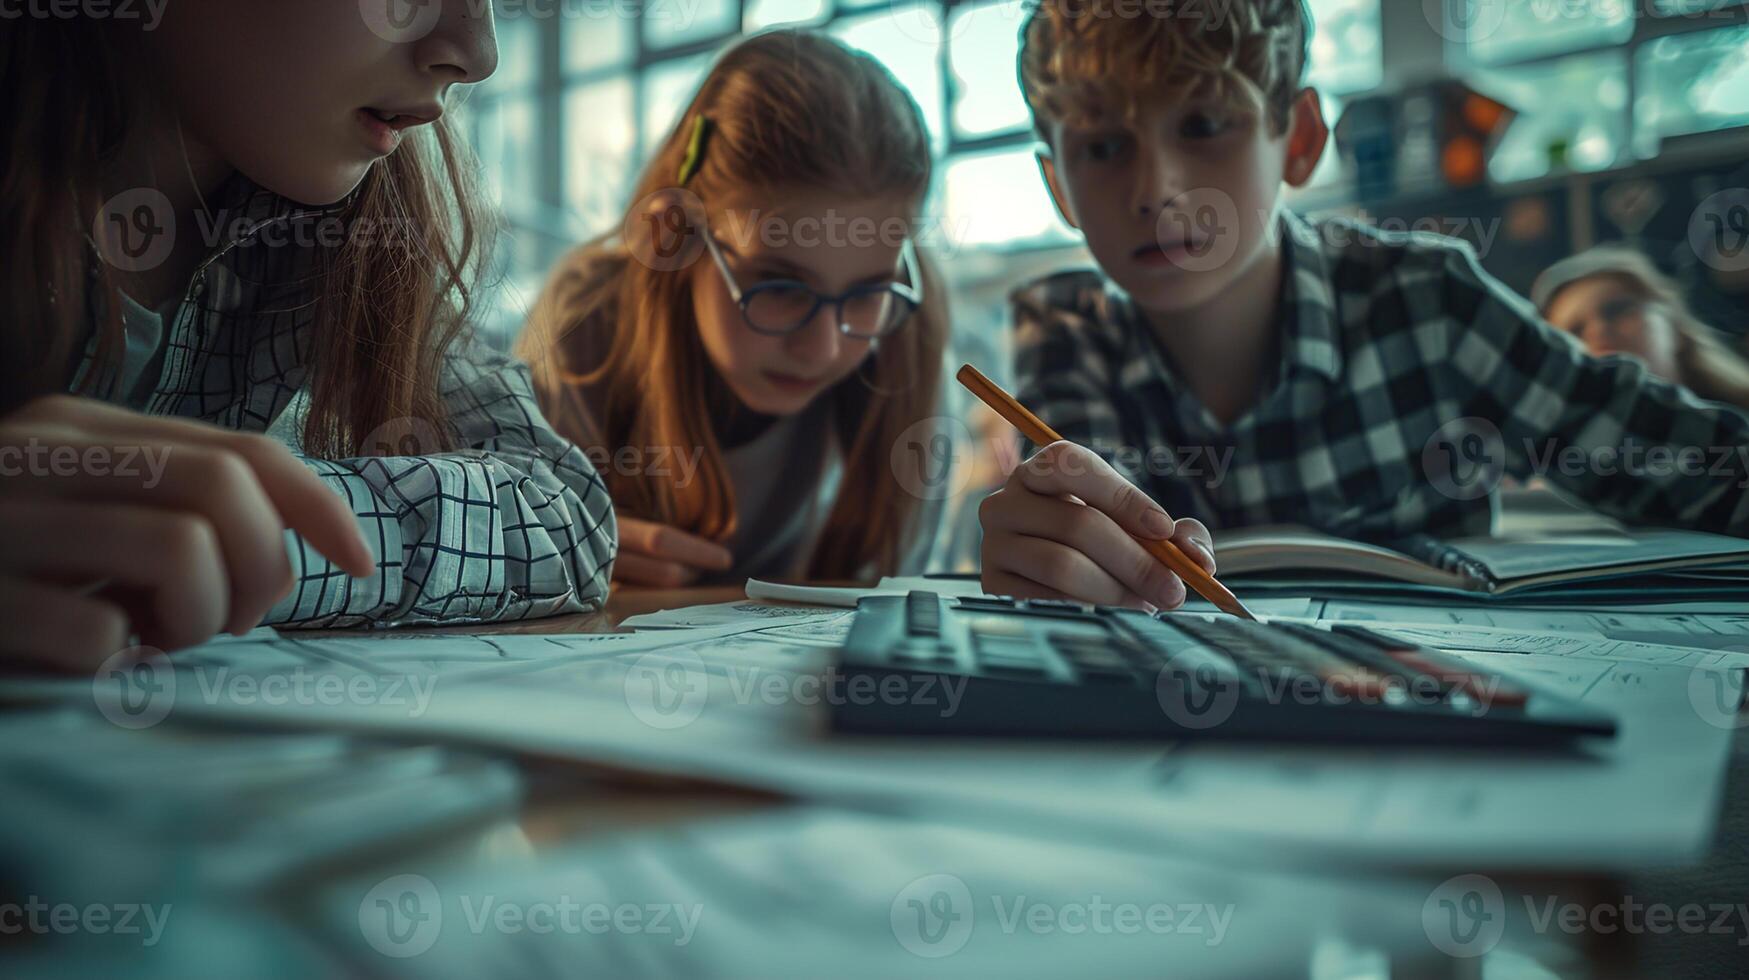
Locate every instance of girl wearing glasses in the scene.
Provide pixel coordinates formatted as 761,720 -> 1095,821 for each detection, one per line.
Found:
521,30 -> 952,586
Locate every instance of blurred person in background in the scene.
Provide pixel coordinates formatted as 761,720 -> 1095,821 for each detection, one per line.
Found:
1534,246 -> 1749,414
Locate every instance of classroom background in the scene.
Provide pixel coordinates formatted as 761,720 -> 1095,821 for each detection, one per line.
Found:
461,0 -> 1749,340
458,0 -> 1749,564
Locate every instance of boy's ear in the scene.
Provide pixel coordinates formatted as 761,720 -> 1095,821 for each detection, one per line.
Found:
1281,88 -> 1329,189
1036,149 -> 1081,231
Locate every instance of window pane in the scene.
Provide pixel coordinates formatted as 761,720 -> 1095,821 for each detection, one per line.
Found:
482,14 -> 540,93
1652,0 -> 1746,12
644,0 -> 737,50
565,77 -> 637,238
1469,50 -> 1627,182
941,147 -> 1073,248
949,0 -> 1031,139
642,52 -> 717,155
832,6 -> 946,150
1305,0 -> 1381,95
1635,24 -> 1749,153
564,9 -> 634,75
472,96 -> 541,214
745,0 -> 830,32
1460,0 -> 1633,65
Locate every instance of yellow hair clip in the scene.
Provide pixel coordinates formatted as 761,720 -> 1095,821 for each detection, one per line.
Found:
676,115 -> 713,186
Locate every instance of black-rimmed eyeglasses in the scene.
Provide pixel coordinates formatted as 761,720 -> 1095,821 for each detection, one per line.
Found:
700,234 -> 923,339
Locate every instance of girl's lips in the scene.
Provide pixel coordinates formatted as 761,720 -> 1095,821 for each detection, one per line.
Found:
764,371 -> 827,395
355,106 -> 441,156
356,109 -> 403,156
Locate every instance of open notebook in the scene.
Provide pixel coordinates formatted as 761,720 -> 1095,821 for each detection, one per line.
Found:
1215,524 -> 1749,596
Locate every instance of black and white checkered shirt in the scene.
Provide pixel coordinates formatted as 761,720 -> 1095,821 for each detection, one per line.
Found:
1014,211 -> 1749,543
74,180 -> 616,628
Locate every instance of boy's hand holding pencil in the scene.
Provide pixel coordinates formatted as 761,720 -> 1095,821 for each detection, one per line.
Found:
962,365 -> 1251,619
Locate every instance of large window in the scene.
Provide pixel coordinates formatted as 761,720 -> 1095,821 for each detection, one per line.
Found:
1445,0 -> 1749,182
466,1 -> 1393,257
464,2 -> 1746,264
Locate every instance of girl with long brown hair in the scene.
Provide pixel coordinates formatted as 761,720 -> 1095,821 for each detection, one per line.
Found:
1,3 -> 616,670
520,30 -> 951,586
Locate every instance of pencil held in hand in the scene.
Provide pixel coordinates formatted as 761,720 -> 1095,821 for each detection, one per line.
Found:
957,364 -> 1255,620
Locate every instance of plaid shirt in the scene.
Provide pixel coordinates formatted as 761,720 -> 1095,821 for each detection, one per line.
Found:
1014,211 -> 1749,544
74,179 -> 616,628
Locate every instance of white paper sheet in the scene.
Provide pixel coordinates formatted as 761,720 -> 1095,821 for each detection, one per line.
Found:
745,576 -> 991,608
121,631 -> 1744,873
619,600 -> 846,630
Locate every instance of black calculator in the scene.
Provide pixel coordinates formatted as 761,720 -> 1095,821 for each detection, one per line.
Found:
827,593 -> 1617,745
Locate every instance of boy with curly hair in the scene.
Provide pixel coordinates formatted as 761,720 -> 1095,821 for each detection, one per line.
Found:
977,0 -> 1749,608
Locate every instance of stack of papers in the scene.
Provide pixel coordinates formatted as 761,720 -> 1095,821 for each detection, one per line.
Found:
5,576 -> 1741,876
15,588 -> 1726,875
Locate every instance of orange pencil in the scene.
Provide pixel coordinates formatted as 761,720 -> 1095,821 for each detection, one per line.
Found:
957,363 -> 1256,621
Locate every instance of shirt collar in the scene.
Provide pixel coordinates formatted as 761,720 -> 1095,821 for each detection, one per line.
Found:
1277,209 -> 1344,383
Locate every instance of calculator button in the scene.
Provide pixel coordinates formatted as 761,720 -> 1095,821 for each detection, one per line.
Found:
1273,624 -> 1405,700
1025,599 -> 1093,613
1330,625 -> 1529,708
974,635 -> 1039,660
892,651 -> 958,668
1047,635 -> 1143,685
956,596 -> 1018,610
905,591 -> 942,637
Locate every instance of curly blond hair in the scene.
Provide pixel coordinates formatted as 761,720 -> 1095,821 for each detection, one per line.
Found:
1019,0 -> 1309,139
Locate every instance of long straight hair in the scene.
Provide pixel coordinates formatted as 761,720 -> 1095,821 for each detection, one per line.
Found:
523,30 -> 949,579
0,17 -> 492,456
